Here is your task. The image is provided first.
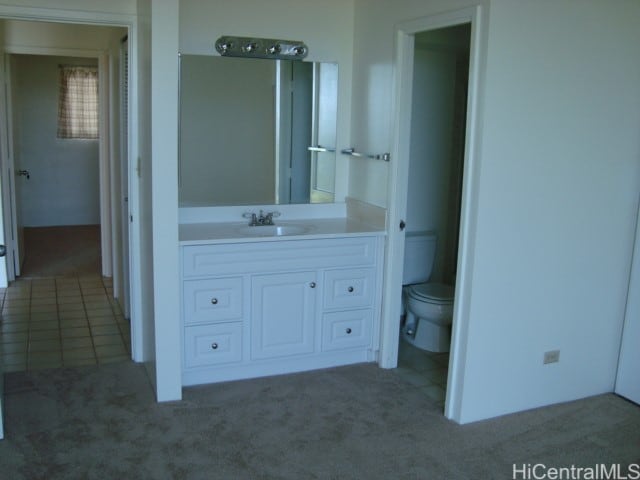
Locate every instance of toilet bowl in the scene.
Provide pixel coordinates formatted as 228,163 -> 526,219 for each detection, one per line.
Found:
401,282 -> 454,353
400,231 -> 455,353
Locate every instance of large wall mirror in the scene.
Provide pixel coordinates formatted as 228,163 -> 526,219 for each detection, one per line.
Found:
179,55 -> 338,207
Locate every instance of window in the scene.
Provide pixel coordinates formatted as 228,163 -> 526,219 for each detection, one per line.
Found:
57,65 -> 99,139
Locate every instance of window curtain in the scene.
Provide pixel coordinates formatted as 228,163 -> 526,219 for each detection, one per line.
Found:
57,65 -> 99,139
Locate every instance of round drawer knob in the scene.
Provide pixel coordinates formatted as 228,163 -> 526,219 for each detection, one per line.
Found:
310,282 -> 316,288
211,298 -> 218,305
211,342 -> 218,350
348,286 -> 354,293
346,328 -> 352,334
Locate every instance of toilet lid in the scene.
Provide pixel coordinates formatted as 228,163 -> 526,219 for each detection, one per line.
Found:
409,283 -> 454,304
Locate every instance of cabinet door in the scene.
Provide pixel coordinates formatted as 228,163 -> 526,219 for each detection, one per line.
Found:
251,271 -> 317,360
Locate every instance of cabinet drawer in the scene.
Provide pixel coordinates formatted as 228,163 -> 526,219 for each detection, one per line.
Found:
322,310 -> 372,351
183,278 -> 243,324
184,323 -> 242,368
182,237 -> 377,277
323,268 -> 375,310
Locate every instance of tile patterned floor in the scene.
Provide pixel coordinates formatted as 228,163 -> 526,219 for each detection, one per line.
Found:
0,275 -> 131,372
393,339 -> 449,407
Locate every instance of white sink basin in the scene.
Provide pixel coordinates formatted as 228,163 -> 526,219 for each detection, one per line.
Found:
235,224 -> 309,237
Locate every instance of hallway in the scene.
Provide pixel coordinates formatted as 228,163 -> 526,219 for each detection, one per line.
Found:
1,276 -> 130,372
1,222 -> 131,373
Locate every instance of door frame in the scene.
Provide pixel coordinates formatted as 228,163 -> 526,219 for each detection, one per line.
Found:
0,52 -> 19,281
0,5 -> 143,362
615,195 -> 640,404
380,5 -> 484,423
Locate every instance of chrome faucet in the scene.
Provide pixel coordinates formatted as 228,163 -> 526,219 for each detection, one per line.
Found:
242,210 -> 280,226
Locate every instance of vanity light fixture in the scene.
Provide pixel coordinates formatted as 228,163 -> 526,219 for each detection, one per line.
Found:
215,36 -> 308,60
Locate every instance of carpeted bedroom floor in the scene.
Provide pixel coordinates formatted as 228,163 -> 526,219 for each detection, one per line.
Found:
0,362 -> 638,479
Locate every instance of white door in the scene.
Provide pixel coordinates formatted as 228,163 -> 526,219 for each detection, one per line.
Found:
615,206 -> 640,404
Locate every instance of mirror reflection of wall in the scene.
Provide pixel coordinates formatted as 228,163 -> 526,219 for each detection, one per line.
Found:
179,55 -> 338,207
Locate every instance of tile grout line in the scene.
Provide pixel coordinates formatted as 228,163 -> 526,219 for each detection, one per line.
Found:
79,276 -> 100,365
55,277 -> 63,367
102,277 -> 127,361
26,279 -> 33,371
106,278 -> 130,357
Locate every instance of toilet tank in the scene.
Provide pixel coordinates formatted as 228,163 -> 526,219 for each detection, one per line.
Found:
403,231 -> 437,284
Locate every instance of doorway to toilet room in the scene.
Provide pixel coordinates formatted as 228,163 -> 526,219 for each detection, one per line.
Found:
392,23 -> 472,408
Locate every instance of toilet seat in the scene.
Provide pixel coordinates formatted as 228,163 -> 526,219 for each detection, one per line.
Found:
408,283 -> 454,305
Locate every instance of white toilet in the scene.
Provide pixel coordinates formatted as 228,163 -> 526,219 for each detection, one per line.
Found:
401,231 -> 455,353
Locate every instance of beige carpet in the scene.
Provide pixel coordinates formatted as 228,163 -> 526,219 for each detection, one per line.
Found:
20,225 -> 101,278
0,362 -> 638,479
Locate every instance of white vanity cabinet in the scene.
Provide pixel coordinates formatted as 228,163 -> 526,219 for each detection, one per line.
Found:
180,234 -> 384,386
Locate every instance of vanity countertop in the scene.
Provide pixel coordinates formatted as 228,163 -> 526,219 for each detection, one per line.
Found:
179,217 -> 386,246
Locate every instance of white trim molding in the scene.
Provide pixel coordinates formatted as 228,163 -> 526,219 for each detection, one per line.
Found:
381,4 -> 486,424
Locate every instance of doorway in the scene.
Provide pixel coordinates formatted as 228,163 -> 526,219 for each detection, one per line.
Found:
9,53 -> 103,278
394,23 -> 471,407
379,6 -> 483,423
0,20 -> 132,372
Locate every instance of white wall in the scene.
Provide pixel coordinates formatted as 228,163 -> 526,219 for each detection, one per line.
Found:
3,20 -> 127,51
150,0 -> 181,401
458,0 -> 640,422
0,0 -> 135,16
352,0 -> 640,423
12,55 -> 99,226
179,0 -> 355,206
406,46 -> 457,282
350,0 -> 481,207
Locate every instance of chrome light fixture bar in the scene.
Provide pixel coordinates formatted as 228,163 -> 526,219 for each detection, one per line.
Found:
215,36 -> 308,60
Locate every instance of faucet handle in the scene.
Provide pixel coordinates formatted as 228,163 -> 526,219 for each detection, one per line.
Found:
264,211 -> 281,225
242,211 -> 258,226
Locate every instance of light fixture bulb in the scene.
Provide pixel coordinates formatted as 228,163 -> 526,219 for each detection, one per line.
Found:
242,42 -> 257,53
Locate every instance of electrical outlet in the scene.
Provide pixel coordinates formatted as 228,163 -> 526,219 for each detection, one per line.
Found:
543,350 -> 560,364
